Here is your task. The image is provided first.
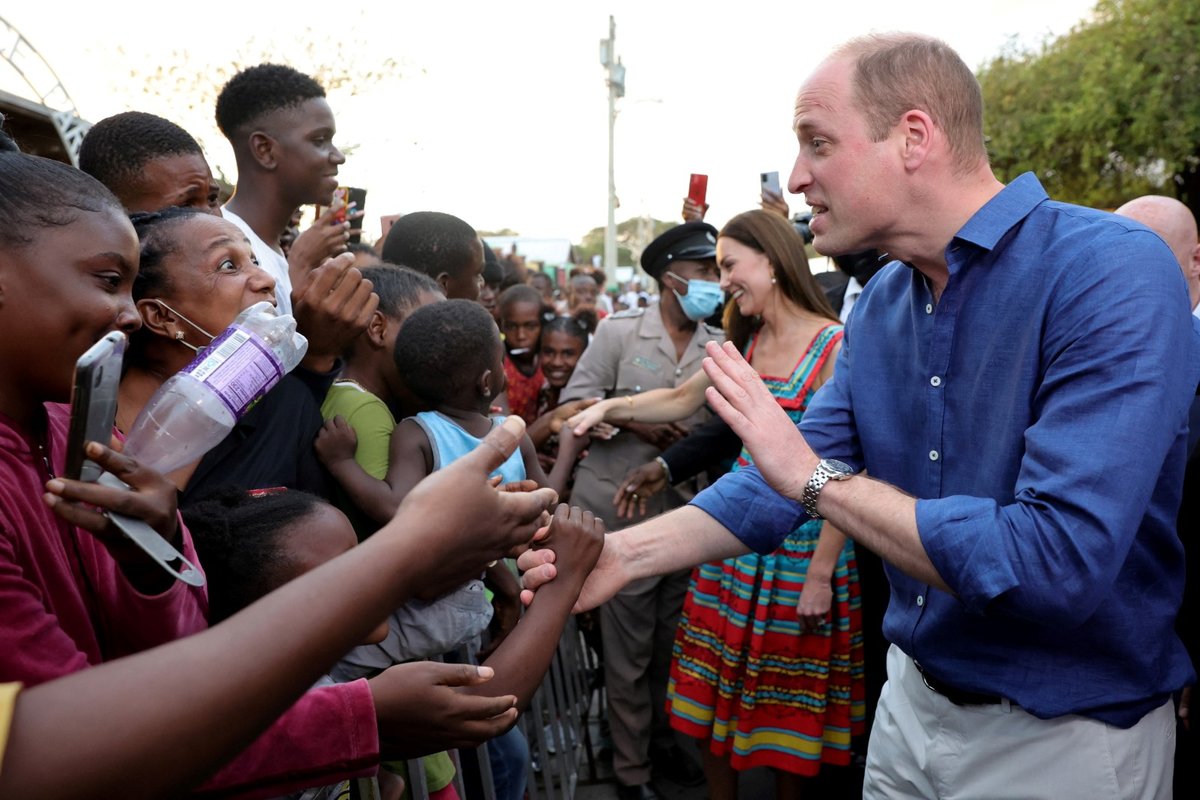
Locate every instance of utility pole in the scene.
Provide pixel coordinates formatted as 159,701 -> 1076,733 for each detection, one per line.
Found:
599,15 -> 625,275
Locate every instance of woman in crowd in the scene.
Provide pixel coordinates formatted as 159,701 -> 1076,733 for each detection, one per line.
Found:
115,206 -> 348,503
570,209 -> 865,798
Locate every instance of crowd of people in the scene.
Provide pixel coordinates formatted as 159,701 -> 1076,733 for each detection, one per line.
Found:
1,29 -> 1197,800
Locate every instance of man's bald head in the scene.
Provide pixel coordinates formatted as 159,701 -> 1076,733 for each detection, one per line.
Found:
1116,195 -> 1200,310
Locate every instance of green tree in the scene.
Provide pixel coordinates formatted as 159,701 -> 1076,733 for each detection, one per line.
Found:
574,216 -> 676,268
977,0 -> 1200,214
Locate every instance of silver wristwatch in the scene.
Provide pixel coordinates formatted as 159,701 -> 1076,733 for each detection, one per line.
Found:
802,458 -> 856,519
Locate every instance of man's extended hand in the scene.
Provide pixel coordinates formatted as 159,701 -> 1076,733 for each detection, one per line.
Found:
518,528 -> 629,613
701,341 -> 815,500
369,662 -> 518,758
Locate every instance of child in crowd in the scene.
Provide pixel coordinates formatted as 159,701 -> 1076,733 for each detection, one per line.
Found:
480,245 -> 505,323
319,265 -> 444,537
319,299 -> 587,800
183,487 -> 400,800
498,284 -> 548,425
380,211 -> 485,301
527,315 -> 593,468
319,298 -> 584,525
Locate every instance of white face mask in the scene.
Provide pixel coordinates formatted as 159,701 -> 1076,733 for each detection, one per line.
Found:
155,299 -> 216,353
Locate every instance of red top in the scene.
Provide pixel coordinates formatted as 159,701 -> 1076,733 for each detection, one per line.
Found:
504,355 -> 545,425
0,403 -> 379,798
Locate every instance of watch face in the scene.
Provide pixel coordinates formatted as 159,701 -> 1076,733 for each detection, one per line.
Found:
822,458 -> 855,477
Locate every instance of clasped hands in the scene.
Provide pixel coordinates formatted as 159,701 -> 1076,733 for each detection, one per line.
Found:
520,341 -> 816,605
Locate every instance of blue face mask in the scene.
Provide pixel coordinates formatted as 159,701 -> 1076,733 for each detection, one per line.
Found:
668,272 -> 725,321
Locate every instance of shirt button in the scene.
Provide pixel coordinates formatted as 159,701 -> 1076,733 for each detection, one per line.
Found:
916,595 -> 925,607
675,367 -> 682,377
925,303 -> 933,314
929,450 -> 940,461
634,385 -> 642,392
930,376 -> 942,387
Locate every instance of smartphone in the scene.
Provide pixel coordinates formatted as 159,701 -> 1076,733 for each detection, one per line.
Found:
344,186 -> 367,243
65,332 -> 127,481
688,173 -> 708,208
760,171 -> 782,199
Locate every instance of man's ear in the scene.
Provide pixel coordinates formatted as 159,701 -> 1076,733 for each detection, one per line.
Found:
898,109 -> 934,171
248,130 -> 278,170
1189,243 -> 1200,281
136,298 -> 174,339
436,272 -> 452,296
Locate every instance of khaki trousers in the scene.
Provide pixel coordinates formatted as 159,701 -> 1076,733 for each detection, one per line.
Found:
865,645 -> 1176,800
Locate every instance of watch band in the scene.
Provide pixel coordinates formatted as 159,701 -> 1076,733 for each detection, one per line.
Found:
802,459 -> 855,519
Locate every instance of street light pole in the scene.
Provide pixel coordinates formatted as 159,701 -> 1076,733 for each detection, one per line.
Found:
600,15 -> 624,275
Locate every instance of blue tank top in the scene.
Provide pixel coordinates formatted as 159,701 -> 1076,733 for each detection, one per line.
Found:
413,411 -> 527,484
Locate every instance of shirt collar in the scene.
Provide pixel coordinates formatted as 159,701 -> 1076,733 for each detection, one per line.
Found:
953,172 -> 1048,253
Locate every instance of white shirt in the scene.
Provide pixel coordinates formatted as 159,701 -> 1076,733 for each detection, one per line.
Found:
839,276 -> 864,324
222,207 -> 293,316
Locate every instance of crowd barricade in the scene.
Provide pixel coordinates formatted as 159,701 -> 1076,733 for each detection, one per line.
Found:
347,617 -> 602,800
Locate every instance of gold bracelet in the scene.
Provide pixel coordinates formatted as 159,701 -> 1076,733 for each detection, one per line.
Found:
624,394 -> 635,422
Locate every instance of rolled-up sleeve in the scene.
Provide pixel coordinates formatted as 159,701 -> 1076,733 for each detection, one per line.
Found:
690,463 -> 808,553
917,229 -> 1200,624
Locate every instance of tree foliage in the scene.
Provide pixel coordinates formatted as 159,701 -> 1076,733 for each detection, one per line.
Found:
574,216 -> 676,268
111,25 -> 416,168
977,0 -> 1200,213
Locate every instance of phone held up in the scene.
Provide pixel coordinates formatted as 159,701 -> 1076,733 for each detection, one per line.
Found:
65,331 -> 126,481
65,332 -> 206,587
688,173 -> 708,209
760,170 -> 782,199
330,186 -> 368,243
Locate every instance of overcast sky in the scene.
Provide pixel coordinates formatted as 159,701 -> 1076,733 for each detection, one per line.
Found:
4,1 -> 1097,245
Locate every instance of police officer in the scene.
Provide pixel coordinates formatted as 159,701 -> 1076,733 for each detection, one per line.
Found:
560,221 -> 724,799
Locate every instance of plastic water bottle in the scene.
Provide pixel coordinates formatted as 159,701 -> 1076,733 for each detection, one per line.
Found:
123,302 -> 308,474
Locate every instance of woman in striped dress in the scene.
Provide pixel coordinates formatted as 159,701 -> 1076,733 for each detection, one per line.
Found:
566,209 -> 864,798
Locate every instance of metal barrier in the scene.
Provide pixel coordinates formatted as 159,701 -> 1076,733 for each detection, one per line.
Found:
349,617 -> 602,800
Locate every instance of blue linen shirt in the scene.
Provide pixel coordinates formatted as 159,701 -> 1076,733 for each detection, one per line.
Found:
691,173 -> 1199,727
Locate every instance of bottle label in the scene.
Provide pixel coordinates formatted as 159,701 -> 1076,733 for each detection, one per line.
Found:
182,325 -> 285,419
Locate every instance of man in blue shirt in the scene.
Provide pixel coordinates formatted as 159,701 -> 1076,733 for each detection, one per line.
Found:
522,33 -> 1197,798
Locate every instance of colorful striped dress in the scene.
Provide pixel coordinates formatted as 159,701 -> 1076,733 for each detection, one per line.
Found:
665,323 -> 865,776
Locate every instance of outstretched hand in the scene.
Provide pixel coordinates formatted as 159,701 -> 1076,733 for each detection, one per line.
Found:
370,662 -> 518,758
518,527 -> 629,613
394,416 -> 558,598
292,252 -> 379,371
701,341 -> 815,500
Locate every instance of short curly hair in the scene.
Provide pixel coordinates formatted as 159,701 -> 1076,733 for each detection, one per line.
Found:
215,63 -> 326,138
380,211 -> 480,282
79,112 -> 203,197
394,299 -> 501,407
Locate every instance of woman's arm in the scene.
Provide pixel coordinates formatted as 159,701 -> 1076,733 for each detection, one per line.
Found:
569,368 -> 711,435
796,521 -> 849,632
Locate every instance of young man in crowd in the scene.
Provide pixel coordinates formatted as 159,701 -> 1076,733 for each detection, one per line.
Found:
379,210 -> 485,301
524,33 -> 1197,799
79,111 -> 221,215
216,63 -> 352,315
